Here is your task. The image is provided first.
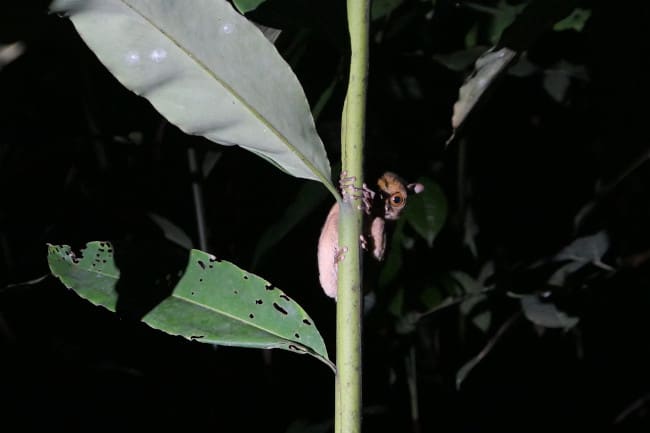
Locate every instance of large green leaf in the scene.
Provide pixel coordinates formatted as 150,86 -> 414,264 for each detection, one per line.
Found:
47,241 -> 333,371
50,0 -> 336,195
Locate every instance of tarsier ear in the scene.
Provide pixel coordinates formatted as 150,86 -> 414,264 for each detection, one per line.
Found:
408,183 -> 425,194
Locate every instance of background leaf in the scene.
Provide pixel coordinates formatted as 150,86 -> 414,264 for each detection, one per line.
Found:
553,8 -> 591,32
520,294 -> 579,330
450,46 -> 516,131
252,180 -> 329,268
233,0 -> 267,15
147,212 -> 193,250
47,241 -> 332,370
464,0 -> 527,45
371,0 -> 405,21
403,177 -> 448,247
554,231 -> 610,264
50,0 -> 336,194
0,42 -> 26,70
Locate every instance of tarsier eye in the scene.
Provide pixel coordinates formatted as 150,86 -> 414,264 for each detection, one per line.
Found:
390,192 -> 405,207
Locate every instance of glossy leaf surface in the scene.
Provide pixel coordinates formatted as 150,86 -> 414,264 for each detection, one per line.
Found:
51,0 -> 335,193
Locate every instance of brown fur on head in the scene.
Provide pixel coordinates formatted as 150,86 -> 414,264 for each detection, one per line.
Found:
376,172 -> 424,220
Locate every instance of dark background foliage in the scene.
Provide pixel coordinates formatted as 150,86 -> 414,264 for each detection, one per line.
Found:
2,0 -> 650,431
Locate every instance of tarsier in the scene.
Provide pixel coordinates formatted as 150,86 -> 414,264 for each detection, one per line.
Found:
317,171 -> 424,299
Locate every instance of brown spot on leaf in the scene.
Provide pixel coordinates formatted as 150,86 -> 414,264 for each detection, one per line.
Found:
273,303 -> 288,315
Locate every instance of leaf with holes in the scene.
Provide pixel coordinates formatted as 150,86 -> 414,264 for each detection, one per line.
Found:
47,242 -> 333,371
50,0 -> 337,197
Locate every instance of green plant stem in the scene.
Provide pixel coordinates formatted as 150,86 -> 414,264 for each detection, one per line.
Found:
187,145 -> 208,251
335,0 -> 369,432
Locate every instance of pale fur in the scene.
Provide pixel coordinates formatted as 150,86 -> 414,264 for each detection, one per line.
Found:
317,202 -> 340,299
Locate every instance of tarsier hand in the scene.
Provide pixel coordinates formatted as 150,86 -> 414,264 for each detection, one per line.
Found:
317,172 -> 424,299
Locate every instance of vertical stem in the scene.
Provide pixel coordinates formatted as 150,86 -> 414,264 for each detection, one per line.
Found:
336,0 -> 369,432
405,346 -> 421,433
187,146 -> 208,251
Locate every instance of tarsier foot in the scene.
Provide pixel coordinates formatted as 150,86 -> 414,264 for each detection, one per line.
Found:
339,171 -> 364,201
339,170 -> 355,186
360,235 -> 368,251
339,172 -> 376,215
360,183 -> 375,215
334,246 -> 349,264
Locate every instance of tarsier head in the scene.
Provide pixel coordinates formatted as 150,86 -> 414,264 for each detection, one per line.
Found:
376,172 -> 425,220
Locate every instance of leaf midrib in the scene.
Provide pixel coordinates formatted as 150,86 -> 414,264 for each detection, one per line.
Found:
119,0 -> 331,187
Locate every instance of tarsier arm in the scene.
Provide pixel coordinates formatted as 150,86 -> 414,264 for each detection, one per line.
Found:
369,216 -> 386,261
317,171 -> 424,299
